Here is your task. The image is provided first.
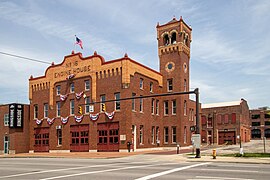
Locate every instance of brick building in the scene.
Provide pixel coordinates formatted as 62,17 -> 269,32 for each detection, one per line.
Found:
28,17 -> 197,153
201,99 -> 250,145
250,107 -> 270,139
0,103 -> 30,154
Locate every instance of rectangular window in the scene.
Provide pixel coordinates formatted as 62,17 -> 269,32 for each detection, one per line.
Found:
184,79 -> 187,92
224,114 -> 229,124
202,115 -> 207,125
56,101 -> 61,117
172,100 -> 176,115
151,99 -> 155,114
140,78 -> 144,89
151,126 -> 155,144
85,97 -> 90,113
57,129 -> 62,146
167,79 -> 173,92
44,103 -> 48,118
139,125 -> 144,144
34,104 -> 38,119
70,99 -> 74,115
150,82 -> 153,92
56,85 -> 61,95
172,126 -> 177,143
252,122 -> 260,126
156,100 -> 159,115
217,114 -> 222,124
85,80 -> 90,91
4,114 -> 9,126
70,83 -> 74,93
156,126 -> 160,144
132,93 -> 136,111
251,114 -> 260,119
139,96 -> 143,112
164,101 -> 169,115
164,127 -> 169,143
231,113 -> 236,124
184,100 -> 187,116
115,93 -> 120,110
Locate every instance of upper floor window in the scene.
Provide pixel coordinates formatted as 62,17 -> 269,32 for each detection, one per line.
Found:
171,32 -> 177,44
172,100 -> 176,115
70,99 -> 74,115
44,103 -> 48,118
34,104 -> 38,119
70,83 -> 75,93
156,100 -> 159,115
85,80 -> 90,91
139,96 -> 143,112
163,34 -> 169,46
150,82 -> 153,92
140,78 -> 144,89
4,114 -> 9,126
115,93 -> 120,110
167,79 -> 173,92
56,101 -> 61,117
251,114 -> 260,119
132,93 -> 136,111
56,85 -> 61,95
85,97 -> 90,113
184,79 -> 187,92
164,101 -> 169,115
151,99 -> 155,114
184,100 -> 187,116
265,113 -> 270,119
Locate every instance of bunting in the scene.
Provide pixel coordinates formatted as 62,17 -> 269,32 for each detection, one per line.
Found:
90,113 -> 100,121
61,116 -> 69,124
47,118 -> 55,125
76,91 -> 84,100
60,94 -> 68,101
35,119 -> 42,125
105,111 -> 115,120
75,115 -> 84,123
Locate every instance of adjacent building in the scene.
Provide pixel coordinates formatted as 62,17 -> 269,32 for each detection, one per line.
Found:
201,99 -> 250,145
28,17 -> 197,153
0,103 -> 30,154
250,107 -> 270,139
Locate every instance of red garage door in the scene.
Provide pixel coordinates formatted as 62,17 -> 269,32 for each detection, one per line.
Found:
218,131 -> 236,145
70,124 -> 89,152
34,128 -> 49,152
97,122 -> 119,152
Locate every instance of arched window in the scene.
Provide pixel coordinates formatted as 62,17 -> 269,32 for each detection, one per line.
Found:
184,79 -> 187,92
265,129 -> 270,138
163,34 -> 169,46
171,32 -> 177,44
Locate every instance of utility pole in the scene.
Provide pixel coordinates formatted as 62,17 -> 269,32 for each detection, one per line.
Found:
195,88 -> 201,158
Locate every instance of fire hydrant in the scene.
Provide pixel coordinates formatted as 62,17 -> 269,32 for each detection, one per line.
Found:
212,149 -> 216,159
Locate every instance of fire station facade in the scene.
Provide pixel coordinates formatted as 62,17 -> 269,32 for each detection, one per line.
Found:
29,18 -> 197,153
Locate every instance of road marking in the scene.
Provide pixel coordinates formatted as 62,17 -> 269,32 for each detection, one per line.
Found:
39,162 -> 177,180
135,162 -> 211,180
199,168 -> 259,173
194,176 -> 254,180
0,161 -> 156,179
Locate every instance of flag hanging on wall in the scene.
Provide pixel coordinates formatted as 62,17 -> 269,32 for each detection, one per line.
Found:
75,35 -> 83,49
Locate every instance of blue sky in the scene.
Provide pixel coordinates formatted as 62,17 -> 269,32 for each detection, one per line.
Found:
0,0 -> 269,109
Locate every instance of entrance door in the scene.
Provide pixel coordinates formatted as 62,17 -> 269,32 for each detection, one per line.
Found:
4,136 -> 9,154
97,122 -> 119,152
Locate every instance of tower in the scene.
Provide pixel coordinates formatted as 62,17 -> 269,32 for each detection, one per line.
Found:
156,17 -> 192,93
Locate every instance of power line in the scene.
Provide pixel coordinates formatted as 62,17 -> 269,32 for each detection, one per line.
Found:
0,51 -> 51,65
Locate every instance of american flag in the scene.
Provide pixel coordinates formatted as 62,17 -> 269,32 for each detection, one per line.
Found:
75,35 -> 83,49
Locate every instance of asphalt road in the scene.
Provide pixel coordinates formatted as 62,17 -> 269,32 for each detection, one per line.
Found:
1,156 -> 270,180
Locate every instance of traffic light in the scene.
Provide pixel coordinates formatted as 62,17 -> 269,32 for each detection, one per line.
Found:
101,103 -> 106,112
78,106 -> 83,114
